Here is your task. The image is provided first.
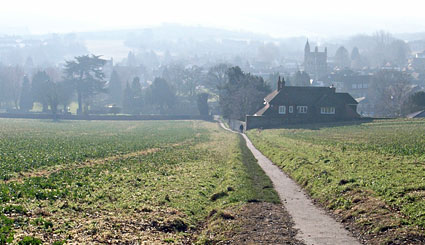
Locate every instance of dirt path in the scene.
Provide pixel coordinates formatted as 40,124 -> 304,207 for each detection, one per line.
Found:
219,122 -> 360,245
219,202 -> 304,245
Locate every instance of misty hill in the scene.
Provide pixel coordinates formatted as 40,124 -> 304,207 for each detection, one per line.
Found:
3,24 -> 425,70
77,24 -> 308,63
77,24 -> 275,41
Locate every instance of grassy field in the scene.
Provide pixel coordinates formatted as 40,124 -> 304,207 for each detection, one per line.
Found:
247,118 -> 425,244
0,119 -> 278,244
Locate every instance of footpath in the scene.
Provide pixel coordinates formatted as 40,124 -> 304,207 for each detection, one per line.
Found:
219,121 -> 360,245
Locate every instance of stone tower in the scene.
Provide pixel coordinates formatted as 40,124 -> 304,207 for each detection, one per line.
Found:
303,40 -> 327,81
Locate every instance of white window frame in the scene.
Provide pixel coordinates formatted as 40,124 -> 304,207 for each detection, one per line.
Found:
289,106 -> 293,113
320,107 -> 336,114
278,105 -> 286,114
297,106 -> 308,114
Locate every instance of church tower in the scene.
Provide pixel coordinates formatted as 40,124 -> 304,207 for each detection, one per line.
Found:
304,40 -> 310,60
303,39 -> 327,81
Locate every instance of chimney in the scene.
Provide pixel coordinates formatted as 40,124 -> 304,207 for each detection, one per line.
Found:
277,76 -> 286,91
277,76 -> 282,91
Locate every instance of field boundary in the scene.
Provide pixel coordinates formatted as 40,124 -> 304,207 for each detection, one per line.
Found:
0,113 -> 212,121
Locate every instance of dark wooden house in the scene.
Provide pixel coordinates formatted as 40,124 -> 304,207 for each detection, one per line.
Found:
246,77 -> 360,129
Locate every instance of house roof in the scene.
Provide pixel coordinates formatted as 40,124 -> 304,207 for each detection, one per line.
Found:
407,110 -> 425,118
316,93 -> 341,106
309,92 -> 357,107
267,86 -> 336,105
335,93 -> 358,105
264,90 -> 279,103
355,96 -> 366,103
254,86 -> 358,116
254,103 -> 269,116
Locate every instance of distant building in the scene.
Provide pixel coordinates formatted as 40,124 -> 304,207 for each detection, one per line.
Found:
319,70 -> 373,116
304,40 -> 327,80
320,71 -> 372,99
246,77 -> 359,129
409,51 -> 425,71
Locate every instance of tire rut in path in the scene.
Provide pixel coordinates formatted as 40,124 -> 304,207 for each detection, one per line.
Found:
219,122 -> 360,245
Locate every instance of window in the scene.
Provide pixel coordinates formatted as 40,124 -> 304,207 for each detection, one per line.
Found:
297,106 -> 308,113
352,84 -> 357,89
278,106 -> 286,114
289,106 -> 293,113
363,83 -> 368,88
320,107 -> 335,114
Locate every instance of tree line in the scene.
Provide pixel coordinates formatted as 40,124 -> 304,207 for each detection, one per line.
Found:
0,55 -> 271,118
1,54 -> 424,119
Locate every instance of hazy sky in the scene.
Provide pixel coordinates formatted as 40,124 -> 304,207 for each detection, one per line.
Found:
2,0 -> 425,37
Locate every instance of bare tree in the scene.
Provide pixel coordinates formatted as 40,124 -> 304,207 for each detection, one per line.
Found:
219,66 -> 270,120
369,70 -> 413,117
0,66 -> 24,109
206,63 -> 229,93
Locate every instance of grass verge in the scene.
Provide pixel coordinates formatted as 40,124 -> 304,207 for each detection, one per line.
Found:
247,119 -> 425,244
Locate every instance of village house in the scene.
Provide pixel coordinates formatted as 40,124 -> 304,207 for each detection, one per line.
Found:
245,77 -> 360,129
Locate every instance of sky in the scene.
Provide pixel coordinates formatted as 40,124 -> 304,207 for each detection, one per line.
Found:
1,0 -> 425,37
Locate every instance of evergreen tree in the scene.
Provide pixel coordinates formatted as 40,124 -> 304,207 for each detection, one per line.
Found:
351,47 -> 360,61
292,71 -> 311,86
19,75 -> 33,111
148,77 -> 176,114
131,77 -> 143,114
31,71 -> 50,112
56,81 -> 74,113
122,82 -> 133,114
45,80 -> 59,117
350,47 -> 363,70
197,93 -> 209,116
63,55 -> 107,115
108,70 -> 122,105
334,46 -> 351,69
127,51 -> 137,67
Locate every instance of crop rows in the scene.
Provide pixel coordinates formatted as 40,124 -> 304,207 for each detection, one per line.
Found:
0,119 -> 200,180
0,119 -> 278,243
